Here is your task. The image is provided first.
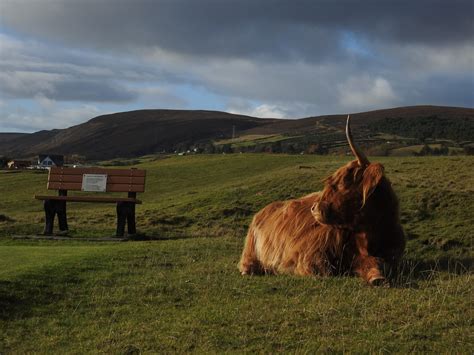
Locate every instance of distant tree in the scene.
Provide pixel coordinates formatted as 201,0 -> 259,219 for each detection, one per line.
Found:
368,116 -> 474,142
432,144 -> 449,156
283,143 -> 296,154
306,144 -> 318,154
271,141 -> 282,153
203,143 -> 216,154
316,144 -> 329,155
306,143 -> 328,155
464,146 -> 474,155
418,144 -> 432,156
222,144 -> 233,154
0,156 -> 10,168
65,154 -> 86,164
175,142 -> 190,153
263,145 -> 273,153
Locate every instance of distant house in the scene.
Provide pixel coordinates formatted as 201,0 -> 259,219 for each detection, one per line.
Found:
7,160 -> 31,169
0,157 -> 8,168
38,154 -> 64,168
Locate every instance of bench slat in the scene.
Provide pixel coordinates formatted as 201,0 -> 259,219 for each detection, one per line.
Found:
49,167 -> 146,177
35,195 -> 142,204
48,174 -> 146,185
47,181 -> 145,192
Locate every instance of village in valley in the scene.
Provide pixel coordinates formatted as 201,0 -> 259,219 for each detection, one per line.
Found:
2,154 -> 65,170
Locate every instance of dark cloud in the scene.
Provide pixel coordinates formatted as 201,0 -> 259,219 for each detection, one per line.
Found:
1,0 -> 472,62
53,80 -> 137,102
0,0 -> 472,132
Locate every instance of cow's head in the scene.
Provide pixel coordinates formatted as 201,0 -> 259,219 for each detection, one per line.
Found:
311,116 -> 398,229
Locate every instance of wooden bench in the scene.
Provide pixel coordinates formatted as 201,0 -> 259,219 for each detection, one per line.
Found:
35,167 -> 146,237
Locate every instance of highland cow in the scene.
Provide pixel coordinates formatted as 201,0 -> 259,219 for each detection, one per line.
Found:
239,115 -> 405,286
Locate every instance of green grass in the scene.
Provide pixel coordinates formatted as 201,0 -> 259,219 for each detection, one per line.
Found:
215,134 -> 277,144
215,134 -> 297,148
1,154 -> 473,352
389,143 -> 464,156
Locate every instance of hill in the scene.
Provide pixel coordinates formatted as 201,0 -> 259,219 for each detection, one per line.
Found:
222,106 -> 474,155
0,133 -> 28,144
0,110 -> 280,160
1,106 -> 473,160
243,105 -> 473,134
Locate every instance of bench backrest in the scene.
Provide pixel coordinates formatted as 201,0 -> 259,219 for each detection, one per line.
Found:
47,167 -> 146,193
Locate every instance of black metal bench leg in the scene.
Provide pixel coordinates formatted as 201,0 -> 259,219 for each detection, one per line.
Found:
43,200 -> 55,235
44,200 -> 69,235
117,202 -> 136,237
127,203 -> 136,235
57,201 -> 68,232
116,202 -> 127,237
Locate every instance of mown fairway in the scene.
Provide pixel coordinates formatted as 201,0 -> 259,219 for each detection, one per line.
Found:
0,154 -> 472,353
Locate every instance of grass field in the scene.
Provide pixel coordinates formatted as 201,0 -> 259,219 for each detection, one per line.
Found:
0,154 -> 473,353
215,134 -> 298,149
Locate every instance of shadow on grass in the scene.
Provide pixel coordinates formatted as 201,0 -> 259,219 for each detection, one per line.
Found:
0,267 -> 88,321
1,248 -> 470,322
388,256 -> 472,288
127,233 -> 198,241
7,233 -> 201,243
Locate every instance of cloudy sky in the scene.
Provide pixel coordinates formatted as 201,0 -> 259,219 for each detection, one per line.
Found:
0,0 -> 473,132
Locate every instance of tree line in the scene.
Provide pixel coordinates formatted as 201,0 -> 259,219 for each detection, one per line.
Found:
368,116 -> 474,142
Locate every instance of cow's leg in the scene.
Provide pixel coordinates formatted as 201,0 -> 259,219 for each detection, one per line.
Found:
353,255 -> 386,286
352,233 -> 387,286
239,226 -> 264,275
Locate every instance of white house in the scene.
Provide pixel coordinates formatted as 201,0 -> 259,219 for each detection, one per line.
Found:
38,154 -> 64,168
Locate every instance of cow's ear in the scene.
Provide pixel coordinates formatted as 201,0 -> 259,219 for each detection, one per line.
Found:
362,163 -> 384,206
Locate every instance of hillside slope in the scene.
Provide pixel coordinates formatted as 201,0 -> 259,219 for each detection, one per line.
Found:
1,106 -> 473,160
243,105 -> 474,135
0,110 -> 280,160
229,106 -> 474,154
0,133 -> 28,144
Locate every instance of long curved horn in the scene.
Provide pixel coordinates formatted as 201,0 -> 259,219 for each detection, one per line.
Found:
346,115 -> 370,166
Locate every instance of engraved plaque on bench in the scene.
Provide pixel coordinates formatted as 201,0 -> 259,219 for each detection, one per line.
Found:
82,174 -> 107,192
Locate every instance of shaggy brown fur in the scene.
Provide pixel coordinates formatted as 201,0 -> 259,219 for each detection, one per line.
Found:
239,118 -> 405,285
